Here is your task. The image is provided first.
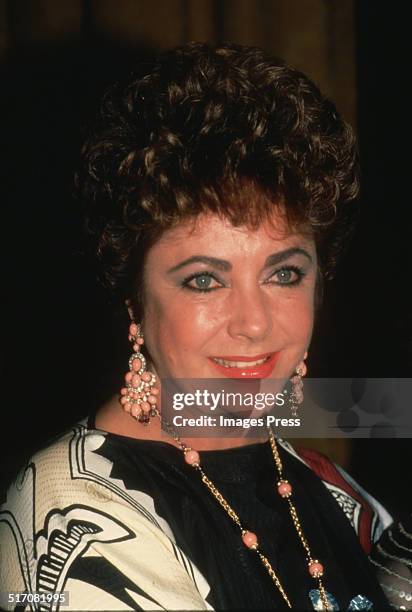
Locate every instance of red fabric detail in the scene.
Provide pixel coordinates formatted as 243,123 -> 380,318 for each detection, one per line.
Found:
296,447 -> 374,554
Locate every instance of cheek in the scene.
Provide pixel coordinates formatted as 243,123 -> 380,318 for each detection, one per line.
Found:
142,292 -> 219,363
275,292 -> 315,344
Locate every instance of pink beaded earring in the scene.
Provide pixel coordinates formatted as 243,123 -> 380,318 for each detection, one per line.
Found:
119,322 -> 159,424
289,353 -> 307,417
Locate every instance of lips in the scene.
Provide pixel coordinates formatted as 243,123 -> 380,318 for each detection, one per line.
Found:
208,352 -> 279,379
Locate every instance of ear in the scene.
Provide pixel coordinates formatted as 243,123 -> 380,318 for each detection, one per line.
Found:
125,299 -> 135,322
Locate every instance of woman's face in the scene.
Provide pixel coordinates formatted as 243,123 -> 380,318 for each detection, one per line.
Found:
139,213 -> 317,382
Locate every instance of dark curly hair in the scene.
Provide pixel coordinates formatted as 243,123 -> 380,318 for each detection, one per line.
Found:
77,42 -> 359,316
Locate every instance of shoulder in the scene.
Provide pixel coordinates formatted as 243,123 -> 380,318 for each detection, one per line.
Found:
278,439 -> 393,553
0,421 -> 173,543
0,422 -> 211,611
369,515 -> 412,609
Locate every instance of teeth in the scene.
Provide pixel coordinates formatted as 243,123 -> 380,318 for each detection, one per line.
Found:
213,356 -> 269,368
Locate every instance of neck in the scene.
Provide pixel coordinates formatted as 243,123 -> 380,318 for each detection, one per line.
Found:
95,394 -> 269,451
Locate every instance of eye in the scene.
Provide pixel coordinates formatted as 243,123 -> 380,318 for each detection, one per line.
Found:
182,272 -> 223,292
269,266 -> 304,286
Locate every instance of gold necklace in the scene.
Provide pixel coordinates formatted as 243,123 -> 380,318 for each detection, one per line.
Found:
159,415 -> 330,610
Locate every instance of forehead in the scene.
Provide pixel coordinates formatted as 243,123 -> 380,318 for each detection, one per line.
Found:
150,213 -> 315,257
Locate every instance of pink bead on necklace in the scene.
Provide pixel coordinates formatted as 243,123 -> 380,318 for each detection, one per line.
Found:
159,416 -> 331,610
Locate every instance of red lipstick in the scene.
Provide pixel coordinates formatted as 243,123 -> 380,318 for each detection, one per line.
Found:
208,352 -> 279,379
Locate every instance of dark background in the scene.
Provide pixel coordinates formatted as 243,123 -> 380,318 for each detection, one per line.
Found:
1,1 -> 411,517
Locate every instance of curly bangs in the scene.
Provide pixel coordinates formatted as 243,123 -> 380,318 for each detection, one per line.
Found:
77,42 -> 359,305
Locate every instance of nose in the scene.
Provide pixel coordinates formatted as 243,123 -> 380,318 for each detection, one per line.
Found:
227,285 -> 272,342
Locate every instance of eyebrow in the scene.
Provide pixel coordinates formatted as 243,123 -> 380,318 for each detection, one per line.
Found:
265,247 -> 313,267
167,247 -> 313,274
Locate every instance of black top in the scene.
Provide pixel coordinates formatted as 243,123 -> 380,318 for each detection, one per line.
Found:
87,415 -> 390,610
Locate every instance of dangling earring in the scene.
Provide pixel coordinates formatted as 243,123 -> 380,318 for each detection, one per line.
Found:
289,354 -> 307,417
119,322 -> 159,424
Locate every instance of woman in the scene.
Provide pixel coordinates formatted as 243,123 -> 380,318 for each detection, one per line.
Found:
0,43 -> 392,610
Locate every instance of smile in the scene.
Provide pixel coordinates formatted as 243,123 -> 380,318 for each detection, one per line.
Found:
208,352 -> 279,379
212,356 -> 270,368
